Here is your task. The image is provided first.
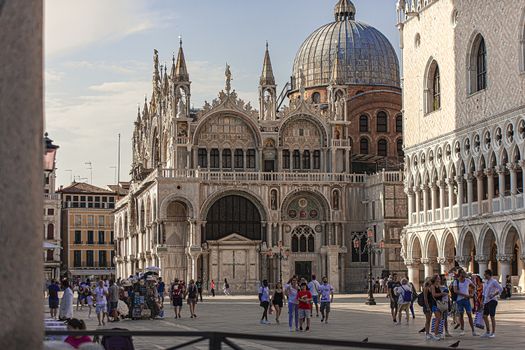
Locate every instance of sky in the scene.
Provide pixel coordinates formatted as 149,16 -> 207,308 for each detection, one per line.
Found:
44,0 -> 400,188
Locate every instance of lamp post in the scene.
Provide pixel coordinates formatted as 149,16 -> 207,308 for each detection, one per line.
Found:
353,228 -> 384,305
265,241 -> 290,283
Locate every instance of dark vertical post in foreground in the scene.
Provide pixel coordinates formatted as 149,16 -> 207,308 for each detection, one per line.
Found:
0,0 -> 44,348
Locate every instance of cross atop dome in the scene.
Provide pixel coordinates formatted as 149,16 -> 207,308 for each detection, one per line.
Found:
334,0 -> 356,21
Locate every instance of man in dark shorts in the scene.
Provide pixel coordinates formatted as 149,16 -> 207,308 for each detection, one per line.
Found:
196,278 -> 203,302
108,279 -> 120,321
48,280 -> 60,319
481,269 -> 503,339
171,279 -> 184,319
387,274 -> 400,323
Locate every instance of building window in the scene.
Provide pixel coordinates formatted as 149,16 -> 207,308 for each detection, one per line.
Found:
476,37 -> 487,91
111,251 -> 115,267
110,231 -> 114,244
198,148 -> 207,168
46,223 -> 54,240
74,215 -> 81,226
432,66 -> 441,110
222,149 -> 232,169
46,249 -> 54,261
98,231 -> 105,244
396,114 -> 402,133
86,250 -> 94,267
247,149 -> 256,169
87,215 -> 94,227
98,215 -> 104,227
99,251 -> 107,267
359,115 -> 369,132
47,208 -> 54,216
293,150 -> 301,169
360,138 -> 369,154
291,226 -> 315,253
234,149 -> 244,169
313,150 -> 321,169
425,60 -> 440,113
87,231 -> 94,244
282,150 -> 290,169
302,150 -> 311,169
210,149 -> 220,169
74,230 -> 81,244
378,139 -> 388,157
376,112 -> 388,132
351,233 -> 369,262
73,250 -> 81,267
311,92 -> 321,104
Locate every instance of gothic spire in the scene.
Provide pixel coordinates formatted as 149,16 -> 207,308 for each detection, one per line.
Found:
260,41 -> 276,86
136,105 -> 141,124
143,95 -> 149,116
173,37 -> 189,82
153,49 -> 161,89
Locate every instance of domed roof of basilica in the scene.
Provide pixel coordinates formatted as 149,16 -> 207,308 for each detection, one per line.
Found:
292,0 -> 400,89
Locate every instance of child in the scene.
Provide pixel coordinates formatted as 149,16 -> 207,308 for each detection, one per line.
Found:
297,282 -> 312,332
64,318 -> 91,349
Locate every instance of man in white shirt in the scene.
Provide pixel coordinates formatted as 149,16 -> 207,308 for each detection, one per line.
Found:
394,278 -> 412,324
318,276 -> 334,324
307,274 -> 321,318
480,269 -> 503,339
94,280 -> 109,326
453,270 -> 478,336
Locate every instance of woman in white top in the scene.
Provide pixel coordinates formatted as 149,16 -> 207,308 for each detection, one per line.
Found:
59,279 -> 74,320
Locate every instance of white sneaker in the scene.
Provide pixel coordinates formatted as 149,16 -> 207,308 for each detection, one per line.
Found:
425,334 -> 433,341
472,331 -> 479,337
289,327 -> 293,332
260,320 -> 265,325
431,334 -> 441,341
489,333 -> 495,338
459,331 -> 465,336
480,333 -> 491,338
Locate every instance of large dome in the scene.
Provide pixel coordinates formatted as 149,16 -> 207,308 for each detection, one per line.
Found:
292,0 -> 400,89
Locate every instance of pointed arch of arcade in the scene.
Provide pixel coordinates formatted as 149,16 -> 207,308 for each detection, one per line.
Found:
278,113 -> 329,148
457,226 -> 477,257
478,223 -> 499,256
500,220 -> 523,255
280,189 -> 330,221
408,233 -> 423,261
192,110 -> 263,147
423,230 -> 439,259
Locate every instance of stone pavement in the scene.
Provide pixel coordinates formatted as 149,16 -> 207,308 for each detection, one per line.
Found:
46,294 -> 525,349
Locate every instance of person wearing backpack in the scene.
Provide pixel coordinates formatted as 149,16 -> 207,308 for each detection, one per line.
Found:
394,278 -> 412,324
170,279 -> 184,319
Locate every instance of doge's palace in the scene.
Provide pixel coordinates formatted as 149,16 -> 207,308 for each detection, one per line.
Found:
398,0 -> 525,291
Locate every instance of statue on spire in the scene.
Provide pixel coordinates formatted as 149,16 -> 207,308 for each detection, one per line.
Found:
225,63 -> 232,94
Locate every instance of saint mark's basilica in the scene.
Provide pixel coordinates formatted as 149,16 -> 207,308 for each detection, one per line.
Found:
114,0 -> 408,292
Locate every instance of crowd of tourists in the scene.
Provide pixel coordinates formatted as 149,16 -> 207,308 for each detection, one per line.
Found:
386,267 -> 504,342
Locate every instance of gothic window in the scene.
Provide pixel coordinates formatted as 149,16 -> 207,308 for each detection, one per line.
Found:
359,115 -> 369,132
210,149 -> 219,169
376,112 -> 388,132
198,148 -> 207,168
205,195 -> 262,241
222,149 -> 232,169
313,150 -> 321,169
293,150 -> 301,169
303,150 -> 311,169
299,235 -> 307,252
378,139 -> 388,157
425,60 -> 440,113
307,235 -> 314,252
47,223 -> 54,240
282,150 -> 290,169
234,149 -> 244,169
396,114 -> 403,133
247,149 -> 256,169
469,34 -> 487,94
292,235 -> 299,252
312,92 -> 321,104
360,138 -> 369,154
291,226 -> 315,253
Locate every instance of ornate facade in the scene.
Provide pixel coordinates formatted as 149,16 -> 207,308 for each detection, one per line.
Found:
115,0 -> 407,292
398,0 -> 525,291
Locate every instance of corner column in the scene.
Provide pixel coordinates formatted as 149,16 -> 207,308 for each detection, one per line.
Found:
406,259 -> 421,291
497,255 -> 513,283
475,255 -> 489,275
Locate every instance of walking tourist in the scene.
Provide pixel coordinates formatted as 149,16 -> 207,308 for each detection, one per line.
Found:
408,278 -> 417,319
210,279 -> 216,297
271,282 -> 284,324
223,278 -> 231,295
64,318 -> 91,349
307,275 -> 320,317
48,280 -> 60,319
157,277 -> 165,304
421,277 -> 437,341
453,270 -> 478,336
108,280 -> 120,322
394,278 -> 412,324
59,279 -> 74,321
439,275 -> 452,337
319,276 -> 334,324
186,279 -> 198,318
85,286 -> 93,319
429,275 -> 447,340
171,279 -> 184,319
196,278 -> 203,302
285,277 -> 299,332
387,274 -> 400,323
258,279 -> 271,324
480,269 -> 503,339
297,282 -> 312,332
94,280 -> 109,326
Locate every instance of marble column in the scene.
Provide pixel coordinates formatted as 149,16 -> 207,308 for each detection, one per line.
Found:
422,185 -> 429,223
407,189 -> 414,225
497,255 -> 513,283
465,173 -> 474,217
486,169 -> 494,213
421,258 -> 435,278
508,163 -> 517,210
475,171 -> 484,215
437,257 -> 449,274
406,259 -> 421,291
414,186 -> 420,224
439,180 -> 446,222
456,175 -> 464,218
455,255 -> 471,272
0,1 -> 44,347
447,177 -> 454,216
431,183 -> 438,222
475,255 -> 489,275
496,165 -> 506,210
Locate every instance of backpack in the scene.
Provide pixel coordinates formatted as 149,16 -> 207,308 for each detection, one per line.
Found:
450,280 -> 459,302
417,291 -> 425,307
400,286 -> 413,303
101,328 -> 135,350
172,285 -> 182,299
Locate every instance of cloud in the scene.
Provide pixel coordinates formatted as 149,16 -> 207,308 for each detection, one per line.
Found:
63,60 -> 149,75
44,0 -> 154,57
45,69 -> 64,83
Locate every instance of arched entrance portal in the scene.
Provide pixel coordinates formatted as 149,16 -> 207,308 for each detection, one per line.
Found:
161,200 -> 190,284
204,195 -> 265,293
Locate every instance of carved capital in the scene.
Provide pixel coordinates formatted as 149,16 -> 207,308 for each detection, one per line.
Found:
484,168 -> 494,177
474,254 -> 490,263
436,257 -> 447,265
404,258 -> 421,267
455,255 -> 471,265
438,180 -> 447,188
496,254 -> 514,263
495,165 -> 506,175
474,170 -> 484,179
506,163 -> 517,172
464,173 -> 474,182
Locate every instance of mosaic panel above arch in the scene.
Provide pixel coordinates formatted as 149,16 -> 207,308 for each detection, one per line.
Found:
283,195 -> 323,221
196,114 -> 257,148
280,117 -> 323,149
